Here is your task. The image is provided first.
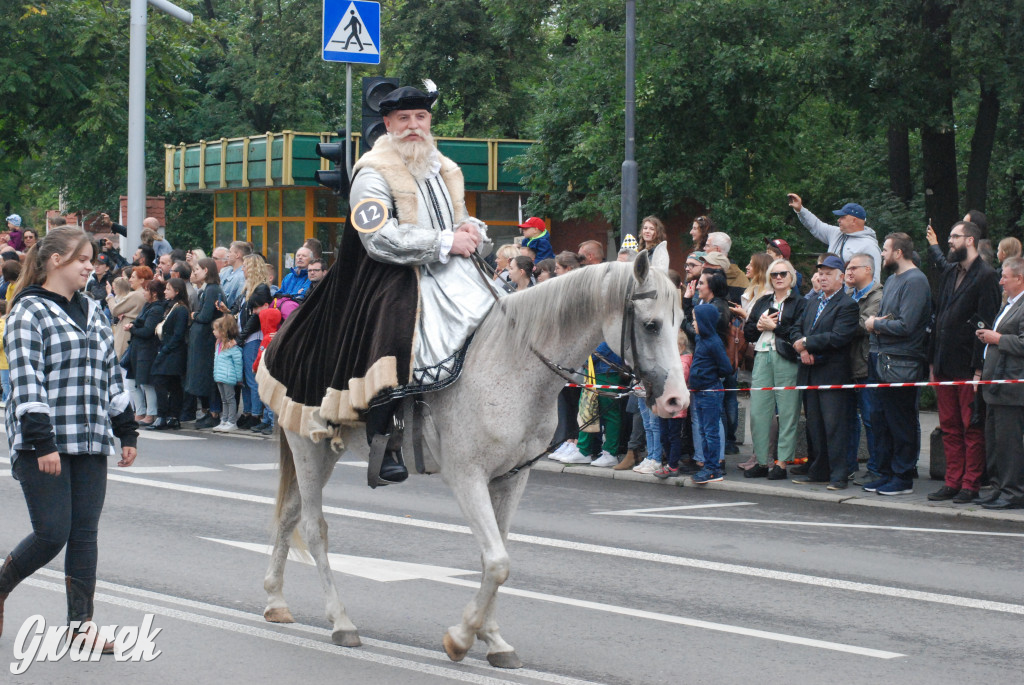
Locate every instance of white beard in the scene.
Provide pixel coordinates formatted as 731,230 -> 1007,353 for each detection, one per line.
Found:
388,131 -> 439,181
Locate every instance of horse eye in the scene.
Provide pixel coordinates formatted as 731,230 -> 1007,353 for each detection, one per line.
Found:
643,320 -> 661,334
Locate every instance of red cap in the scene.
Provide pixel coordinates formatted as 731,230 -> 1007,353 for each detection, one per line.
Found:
765,237 -> 791,260
518,217 -> 546,231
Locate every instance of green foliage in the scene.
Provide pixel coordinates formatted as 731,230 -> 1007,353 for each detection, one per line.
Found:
4,0 -> 1024,254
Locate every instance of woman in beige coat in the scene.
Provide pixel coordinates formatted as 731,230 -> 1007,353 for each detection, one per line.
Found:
108,267 -> 150,358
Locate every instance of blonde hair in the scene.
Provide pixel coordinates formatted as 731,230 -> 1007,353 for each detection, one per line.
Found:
213,313 -> 239,340
742,252 -> 774,304
242,254 -> 270,298
998,237 -> 1022,261
496,244 -> 520,264
766,258 -> 797,291
11,227 -> 94,300
112,277 -> 131,296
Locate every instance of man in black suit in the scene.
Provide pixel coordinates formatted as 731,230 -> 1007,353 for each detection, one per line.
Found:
926,221 -> 1001,504
790,255 -> 861,489
975,257 -> 1024,510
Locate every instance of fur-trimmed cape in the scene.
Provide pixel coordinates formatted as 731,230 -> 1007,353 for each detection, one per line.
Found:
257,138 -> 467,438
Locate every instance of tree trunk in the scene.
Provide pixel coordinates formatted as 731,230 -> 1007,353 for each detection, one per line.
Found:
919,0 -> 958,240
921,124 -> 959,241
965,85 -> 1000,217
887,123 -> 912,203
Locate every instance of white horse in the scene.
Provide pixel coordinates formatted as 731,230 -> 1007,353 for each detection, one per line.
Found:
260,253 -> 688,668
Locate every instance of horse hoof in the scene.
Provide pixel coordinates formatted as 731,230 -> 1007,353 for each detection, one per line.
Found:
264,607 -> 295,623
487,651 -> 522,669
332,629 -> 361,648
443,632 -> 468,662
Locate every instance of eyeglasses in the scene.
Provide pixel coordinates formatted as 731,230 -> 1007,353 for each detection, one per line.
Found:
769,271 -> 789,279
948,233 -> 965,240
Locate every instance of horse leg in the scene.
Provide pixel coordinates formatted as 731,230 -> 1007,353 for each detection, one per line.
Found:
264,431 -> 300,623
290,433 -> 361,647
442,475 -> 513,664
475,470 -> 529,669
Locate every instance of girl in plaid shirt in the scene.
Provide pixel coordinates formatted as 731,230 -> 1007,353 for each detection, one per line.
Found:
0,227 -> 139,654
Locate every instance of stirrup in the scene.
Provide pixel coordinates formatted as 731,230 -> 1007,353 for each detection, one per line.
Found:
367,417 -> 406,489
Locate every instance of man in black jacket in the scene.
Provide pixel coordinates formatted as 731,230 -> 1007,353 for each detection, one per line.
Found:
790,256 -> 860,489
925,221 -> 1001,503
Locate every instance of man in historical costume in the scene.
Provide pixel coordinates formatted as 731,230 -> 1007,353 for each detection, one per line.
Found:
256,83 -> 496,486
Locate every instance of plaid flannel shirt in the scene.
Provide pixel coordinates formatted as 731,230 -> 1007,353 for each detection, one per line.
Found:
4,292 -> 131,457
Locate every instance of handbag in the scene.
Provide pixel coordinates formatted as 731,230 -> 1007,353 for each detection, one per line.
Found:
726,315 -> 749,371
875,352 -> 924,383
576,356 -> 601,433
119,342 -> 132,371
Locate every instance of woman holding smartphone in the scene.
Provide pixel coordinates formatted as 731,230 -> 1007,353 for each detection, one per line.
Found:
741,259 -> 807,479
0,227 -> 139,652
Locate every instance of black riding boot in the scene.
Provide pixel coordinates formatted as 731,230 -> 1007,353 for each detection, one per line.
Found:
0,554 -> 25,639
365,402 -> 409,487
65,576 -> 114,654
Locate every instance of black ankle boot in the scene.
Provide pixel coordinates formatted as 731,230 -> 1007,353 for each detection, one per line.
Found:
379,450 -> 409,484
65,576 -> 114,654
1,554 -> 25,639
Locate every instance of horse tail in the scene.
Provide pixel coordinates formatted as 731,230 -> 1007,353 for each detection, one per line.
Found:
274,428 -> 307,552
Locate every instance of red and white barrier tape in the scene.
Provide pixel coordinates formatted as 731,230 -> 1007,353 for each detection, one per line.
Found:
567,378 -> 1024,393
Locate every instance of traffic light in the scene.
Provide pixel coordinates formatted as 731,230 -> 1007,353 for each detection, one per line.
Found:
362,76 -> 398,150
315,135 -> 348,196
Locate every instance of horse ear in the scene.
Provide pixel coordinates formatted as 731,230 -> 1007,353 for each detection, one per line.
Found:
633,249 -> 650,283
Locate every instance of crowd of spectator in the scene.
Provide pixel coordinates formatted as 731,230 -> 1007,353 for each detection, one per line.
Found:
4,203 -> 1023,510
524,202 -> 1024,510
0,213 -> 326,442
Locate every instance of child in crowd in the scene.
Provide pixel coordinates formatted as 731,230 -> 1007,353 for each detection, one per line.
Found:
689,303 -> 732,484
654,332 -> 693,479
211,315 -> 244,432
251,307 -> 284,435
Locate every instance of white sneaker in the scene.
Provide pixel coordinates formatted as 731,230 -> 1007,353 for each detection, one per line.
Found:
590,452 -> 619,468
632,458 -> 660,474
561,449 -> 593,464
213,422 -> 237,433
549,442 -> 572,460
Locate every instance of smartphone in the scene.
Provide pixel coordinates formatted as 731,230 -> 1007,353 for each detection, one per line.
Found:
767,306 -> 779,315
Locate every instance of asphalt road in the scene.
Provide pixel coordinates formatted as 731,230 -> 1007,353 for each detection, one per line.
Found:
1,427 -> 1022,684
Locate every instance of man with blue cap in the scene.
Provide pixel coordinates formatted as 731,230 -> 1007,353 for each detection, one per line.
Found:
787,194 -> 881,282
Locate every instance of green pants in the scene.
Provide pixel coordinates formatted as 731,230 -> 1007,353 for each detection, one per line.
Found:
749,349 -> 802,465
577,372 -> 623,456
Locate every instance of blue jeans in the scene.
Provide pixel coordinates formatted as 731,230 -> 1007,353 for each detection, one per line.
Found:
1,368 -> 10,403
659,417 -> 684,468
242,338 -> 263,416
9,453 -> 107,585
693,390 -> 724,473
638,402 -> 662,462
846,385 -> 880,474
691,400 -> 725,465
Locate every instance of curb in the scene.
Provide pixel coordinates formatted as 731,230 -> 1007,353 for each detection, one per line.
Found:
532,460 -> 1024,524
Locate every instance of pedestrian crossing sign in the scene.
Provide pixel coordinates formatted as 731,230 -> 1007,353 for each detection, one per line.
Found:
323,0 -> 381,64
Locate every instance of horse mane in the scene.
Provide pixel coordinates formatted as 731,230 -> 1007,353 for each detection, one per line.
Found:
477,261 -> 677,357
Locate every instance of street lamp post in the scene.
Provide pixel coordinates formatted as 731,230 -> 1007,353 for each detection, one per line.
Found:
620,0 -> 638,242
125,0 -> 193,258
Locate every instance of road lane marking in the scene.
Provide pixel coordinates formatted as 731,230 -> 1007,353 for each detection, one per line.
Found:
593,511 -> 1024,538
27,569 -> 607,685
202,537 -> 479,581
137,432 -> 205,441
228,463 -> 280,471
15,467 -> 1020,617
595,503 -> 756,513
123,465 -> 221,474
204,538 -> 902,659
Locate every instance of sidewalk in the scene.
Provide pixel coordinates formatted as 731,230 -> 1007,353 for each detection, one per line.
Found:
535,402 -> 1024,524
